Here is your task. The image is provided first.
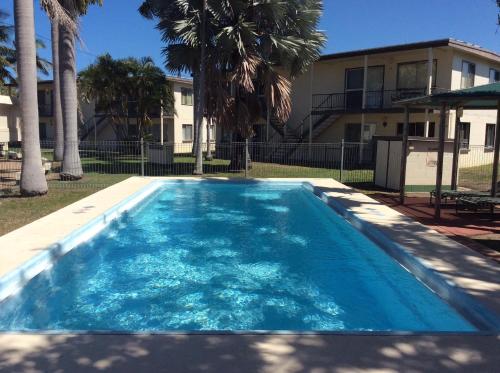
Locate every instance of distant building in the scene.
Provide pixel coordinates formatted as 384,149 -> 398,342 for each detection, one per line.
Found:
4,76 -> 214,152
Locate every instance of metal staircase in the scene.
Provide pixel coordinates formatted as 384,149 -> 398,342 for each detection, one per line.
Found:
265,92 -> 343,161
79,115 -> 109,141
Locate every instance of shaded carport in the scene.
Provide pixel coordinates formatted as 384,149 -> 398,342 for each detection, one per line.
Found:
395,82 -> 500,219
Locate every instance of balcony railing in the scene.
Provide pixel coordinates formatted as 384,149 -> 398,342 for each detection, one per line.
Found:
312,88 -> 446,112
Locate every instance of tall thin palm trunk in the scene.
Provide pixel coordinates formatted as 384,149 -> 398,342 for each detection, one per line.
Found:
205,118 -> 213,161
59,2 -> 82,180
51,18 -> 64,161
14,0 -> 48,196
191,70 -> 199,156
193,0 -> 207,175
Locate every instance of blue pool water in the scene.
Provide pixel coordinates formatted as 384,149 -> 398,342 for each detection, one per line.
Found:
0,181 -> 475,332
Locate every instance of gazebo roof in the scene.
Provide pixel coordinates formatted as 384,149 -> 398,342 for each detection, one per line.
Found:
396,82 -> 500,109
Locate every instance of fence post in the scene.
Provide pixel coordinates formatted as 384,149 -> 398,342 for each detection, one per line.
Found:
140,138 -> 145,177
244,138 -> 249,179
340,139 -> 345,183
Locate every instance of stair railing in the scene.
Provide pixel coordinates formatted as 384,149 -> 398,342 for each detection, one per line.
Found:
294,92 -> 345,140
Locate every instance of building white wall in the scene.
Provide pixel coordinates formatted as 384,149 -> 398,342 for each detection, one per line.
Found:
288,46 -> 453,132
0,95 -> 21,143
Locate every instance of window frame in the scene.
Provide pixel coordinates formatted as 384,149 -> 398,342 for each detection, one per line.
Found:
209,125 -> 216,142
396,122 -> 427,137
489,68 -> 500,84
461,61 -> 476,89
396,59 -> 437,91
485,123 -> 496,149
181,88 -> 194,106
182,124 -> 193,142
459,122 -> 471,150
39,122 -> 47,141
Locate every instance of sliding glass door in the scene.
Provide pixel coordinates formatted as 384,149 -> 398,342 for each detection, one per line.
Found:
345,68 -> 364,110
345,66 -> 384,110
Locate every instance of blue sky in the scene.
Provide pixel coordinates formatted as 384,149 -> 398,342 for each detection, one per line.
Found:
3,0 -> 500,78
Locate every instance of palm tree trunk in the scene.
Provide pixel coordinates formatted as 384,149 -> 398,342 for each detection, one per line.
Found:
205,118 -> 213,161
191,70 -> 199,156
193,0 -> 207,175
59,3 -> 82,180
14,0 -> 48,196
51,18 -> 64,161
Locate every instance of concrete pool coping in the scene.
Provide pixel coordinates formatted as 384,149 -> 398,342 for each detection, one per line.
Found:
0,177 -> 499,371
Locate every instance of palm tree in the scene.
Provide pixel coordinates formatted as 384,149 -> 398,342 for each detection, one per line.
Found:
141,0 -> 325,170
50,18 -> 63,160
1,8 -> 51,85
14,0 -> 48,195
79,54 -> 174,140
40,1 -> 81,161
79,53 -> 131,139
193,0 -> 207,175
57,0 -> 102,180
125,57 -> 175,139
140,0 -> 206,173
0,9 -> 15,86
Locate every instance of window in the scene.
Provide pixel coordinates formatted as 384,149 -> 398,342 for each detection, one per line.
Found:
397,60 -> 437,90
459,122 -> 471,149
396,122 -> 426,137
182,124 -> 193,141
344,123 -> 361,142
428,122 -> 436,138
128,123 -> 138,138
489,69 -> 500,84
461,61 -> 475,89
485,123 -> 496,148
39,122 -> 47,140
181,88 -> 193,106
209,125 -> 216,141
345,66 -> 384,109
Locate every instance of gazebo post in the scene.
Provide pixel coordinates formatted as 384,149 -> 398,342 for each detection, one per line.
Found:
491,100 -> 500,197
451,107 -> 461,190
399,105 -> 410,204
435,102 -> 447,219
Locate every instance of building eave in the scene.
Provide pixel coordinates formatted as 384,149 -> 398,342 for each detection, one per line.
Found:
319,38 -> 500,63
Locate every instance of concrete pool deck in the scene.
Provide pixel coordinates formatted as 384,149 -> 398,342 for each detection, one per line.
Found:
0,177 -> 499,372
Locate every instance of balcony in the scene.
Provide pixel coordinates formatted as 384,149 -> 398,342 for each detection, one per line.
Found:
312,88 -> 446,113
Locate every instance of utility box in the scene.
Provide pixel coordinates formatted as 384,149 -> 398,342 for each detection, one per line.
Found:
148,144 -> 174,165
375,137 -> 454,191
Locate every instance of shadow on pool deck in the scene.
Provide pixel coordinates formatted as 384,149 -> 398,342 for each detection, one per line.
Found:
313,185 -> 500,319
0,334 -> 499,372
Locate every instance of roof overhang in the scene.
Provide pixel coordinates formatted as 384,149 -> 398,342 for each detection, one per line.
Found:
395,83 -> 500,110
319,38 -> 500,64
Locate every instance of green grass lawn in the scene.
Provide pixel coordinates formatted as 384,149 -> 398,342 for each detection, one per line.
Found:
0,153 -> 373,237
0,187 -> 102,236
459,163 -> 498,192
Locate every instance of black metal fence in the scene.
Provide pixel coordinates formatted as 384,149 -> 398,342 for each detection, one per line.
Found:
458,145 -> 499,192
0,141 -> 375,191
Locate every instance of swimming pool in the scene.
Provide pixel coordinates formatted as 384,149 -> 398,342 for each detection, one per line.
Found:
0,181 -> 479,332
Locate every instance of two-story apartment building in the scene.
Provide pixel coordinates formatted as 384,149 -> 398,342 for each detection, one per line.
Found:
280,39 -> 500,162
13,76 -> 214,152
